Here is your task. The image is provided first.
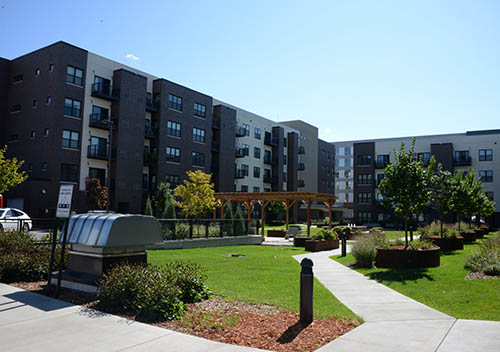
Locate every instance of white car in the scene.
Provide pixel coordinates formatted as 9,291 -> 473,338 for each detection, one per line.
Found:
0,208 -> 32,232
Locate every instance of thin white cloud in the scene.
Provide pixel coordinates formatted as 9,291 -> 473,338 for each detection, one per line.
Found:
324,128 -> 332,134
125,53 -> 140,62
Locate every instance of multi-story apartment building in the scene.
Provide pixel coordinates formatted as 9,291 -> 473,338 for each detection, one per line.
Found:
0,41 -> 335,217
332,130 -> 500,226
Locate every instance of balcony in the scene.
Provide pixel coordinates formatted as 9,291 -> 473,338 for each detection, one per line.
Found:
211,141 -> 219,152
298,179 -> 305,188
88,145 -> 108,160
298,146 -> 305,154
91,83 -> 119,101
89,113 -> 114,130
235,126 -> 246,137
235,169 -> 246,179
375,160 -> 389,169
235,147 -> 249,158
453,156 -> 472,166
298,162 -> 305,171
264,155 -> 274,165
264,135 -> 279,147
144,125 -> 157,139
144,151 -> 158,166
145,95 -> 159,112
263,174 -> 272,183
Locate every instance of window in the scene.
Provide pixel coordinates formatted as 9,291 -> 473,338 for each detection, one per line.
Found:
192,151 -> 205,167
64,98 -> 81,118
167,121 -> 181,137
165,175 -> 180,187
241,144 -> 249,156
253,187 -> 260,193
357,154 -> 372,166
264,188 -> 271,192
454,150 -> 469,162
254,127 -> 261,140
479,149 -> 493,161
49,64 -> 54,72
44,128 -> 49,136
32,99 -> 38,108
376,174 -> 385,186
358,211 -> 372,223
283,137 -> 287,147
66,65 -> 83,86
10,104 -> 21,113
358,174 -> 372,185
142,174 -> 149,190
376,154 -> 389,167
479,170 -> 493,183
193,128 -> 206,143
254,147 -> 261,159
168,94 -> 182,111
62,130 -> 79,149
254,166 -> 260,178
242,123 -> 250,136
89,167 -> 106,186
7,134 -> 18,142
414,152 -> 431,165
485,192 -> 494,201
46,96 -> 51,104
344,158 -> 351,167
241,164 -> 249,176
166,147 -> 180,163
283,172 -> 287,182
30,131 -> 36,139
239,185 -> 248,192
13,74 -> 23,83
193,103 -> 206,117
89,136 -> 107,158
358,192 -> 371,204
60,164 -> 78,182
41,162 -> 47,171
345,147 -> 351,155
35,68 -> 40,77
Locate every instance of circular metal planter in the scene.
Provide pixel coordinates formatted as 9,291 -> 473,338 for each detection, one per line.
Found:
375,247 -> 440,268
460,231 -> 477,243
429,236 -> 464,251
304,239 -> 340,252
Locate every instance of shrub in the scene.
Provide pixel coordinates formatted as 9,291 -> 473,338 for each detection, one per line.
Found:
351,235 -> 382,268
0,230 -> 66,282
145,196 -> 153,216
444,229 -> 459,239
407,239 -> 436,250
97,262 -> 211,322
233,206 -> 246,236
222,203 -> 234,235
464,233 -> 500,275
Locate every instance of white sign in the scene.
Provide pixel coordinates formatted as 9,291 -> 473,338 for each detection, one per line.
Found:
56,184 -> 74,218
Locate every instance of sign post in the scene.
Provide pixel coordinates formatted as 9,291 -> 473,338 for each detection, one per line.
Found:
50,185 -> 74,297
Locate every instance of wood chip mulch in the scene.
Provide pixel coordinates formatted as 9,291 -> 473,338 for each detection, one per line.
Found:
7,282 -> 359,352
465,272 -> 500,280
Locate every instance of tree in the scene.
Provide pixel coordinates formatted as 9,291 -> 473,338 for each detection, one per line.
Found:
379,139 -> 433,246
267,201 -> 285,220
222,202 -> 234,235
234,206 -> 246,236
144,195 -> 153,216
477,192 -> 495,222
451,170 -> 470,231
0,146 -> 28,194
429,164 -> 455,237
153,182 -> 173,216
173,170 -> 216,218
85,177 -> 108,210
162,198 -> 176,219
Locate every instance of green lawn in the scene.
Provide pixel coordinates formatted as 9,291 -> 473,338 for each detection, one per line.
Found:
332,234 -> 500,321
384,230 -> 407,241
263,224 -> 323,236
148,245 -> 360,322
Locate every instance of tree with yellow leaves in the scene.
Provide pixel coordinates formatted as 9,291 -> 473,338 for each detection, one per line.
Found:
173,170 -> 216,218
0,146 -> 28,194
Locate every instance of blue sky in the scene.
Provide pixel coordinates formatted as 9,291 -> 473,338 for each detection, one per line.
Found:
1,0 -> 499,141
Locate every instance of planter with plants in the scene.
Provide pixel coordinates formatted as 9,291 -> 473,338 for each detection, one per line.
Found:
421,227 -> 464,251
460,228 -> 477,243
304,229 -> 339,252
375,240 -> 440,268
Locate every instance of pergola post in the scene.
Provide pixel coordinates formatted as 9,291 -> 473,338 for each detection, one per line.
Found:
260,200 -> 270,240
284,200 -> 296,230
220,200 -> 228,220
307,199 -> 312,236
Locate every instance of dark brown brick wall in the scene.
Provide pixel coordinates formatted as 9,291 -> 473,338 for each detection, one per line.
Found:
287,132 -> 298,191
431,143 -> 453,171
354,142 -> 375,223
212,104 -> 236,191
318,139 -> 334,194
271,126 -> 284,192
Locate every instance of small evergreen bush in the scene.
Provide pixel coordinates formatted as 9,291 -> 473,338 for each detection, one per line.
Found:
222,203 -> 234,235
233,206 -> 246,236
351,235 -> 381,268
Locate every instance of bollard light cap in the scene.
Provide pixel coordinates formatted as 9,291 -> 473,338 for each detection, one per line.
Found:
300,258 -> 313,268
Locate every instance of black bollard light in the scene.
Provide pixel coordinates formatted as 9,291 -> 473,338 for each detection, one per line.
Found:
300,258 -> 314,324
341,232 -> 347,257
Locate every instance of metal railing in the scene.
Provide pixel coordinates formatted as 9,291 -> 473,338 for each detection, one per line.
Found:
88,145 -> 109,160
91,83 -> 120,100
158,218 -> 256,240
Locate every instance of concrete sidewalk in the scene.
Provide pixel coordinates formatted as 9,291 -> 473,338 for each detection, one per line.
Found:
294,249 -> 500,351
0,283 -> 265,352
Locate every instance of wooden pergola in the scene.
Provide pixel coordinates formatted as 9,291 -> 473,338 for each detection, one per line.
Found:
214,192 -> 337,239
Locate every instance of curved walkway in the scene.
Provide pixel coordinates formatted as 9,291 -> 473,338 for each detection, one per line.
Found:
293,248 -> 500,351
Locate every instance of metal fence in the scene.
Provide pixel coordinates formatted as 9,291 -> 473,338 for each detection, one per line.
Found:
159,219 -> 259,240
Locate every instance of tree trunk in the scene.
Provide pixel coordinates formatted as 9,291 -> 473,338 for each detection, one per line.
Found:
404,217 -> 409,247
440,213 -> 444,238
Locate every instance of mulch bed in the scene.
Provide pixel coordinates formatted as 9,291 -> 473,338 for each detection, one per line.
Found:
7,281 -> 359,352
465,272 -> 500,280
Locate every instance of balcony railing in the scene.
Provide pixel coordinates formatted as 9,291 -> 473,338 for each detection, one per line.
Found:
211,141 -> 219,151
144,151 -> 158,166
235,169 -> 246,179
91,83 -> 120,101
298,146 -> 305,154
298,163 -> 305,171
144,125 -> 157,139
87,145 -> 108,160
375,160 -> 389,169
235,148 -> 249,158
212,119 -> 220,129
145,95 -> 159,112
264,155 -> 273,165
263,174 -> 272,183
264,136 -> 279,147
453,156 -> 472,166
89,113 -> 114,130
298,179 -> 305,188
235,126 -> 246,137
